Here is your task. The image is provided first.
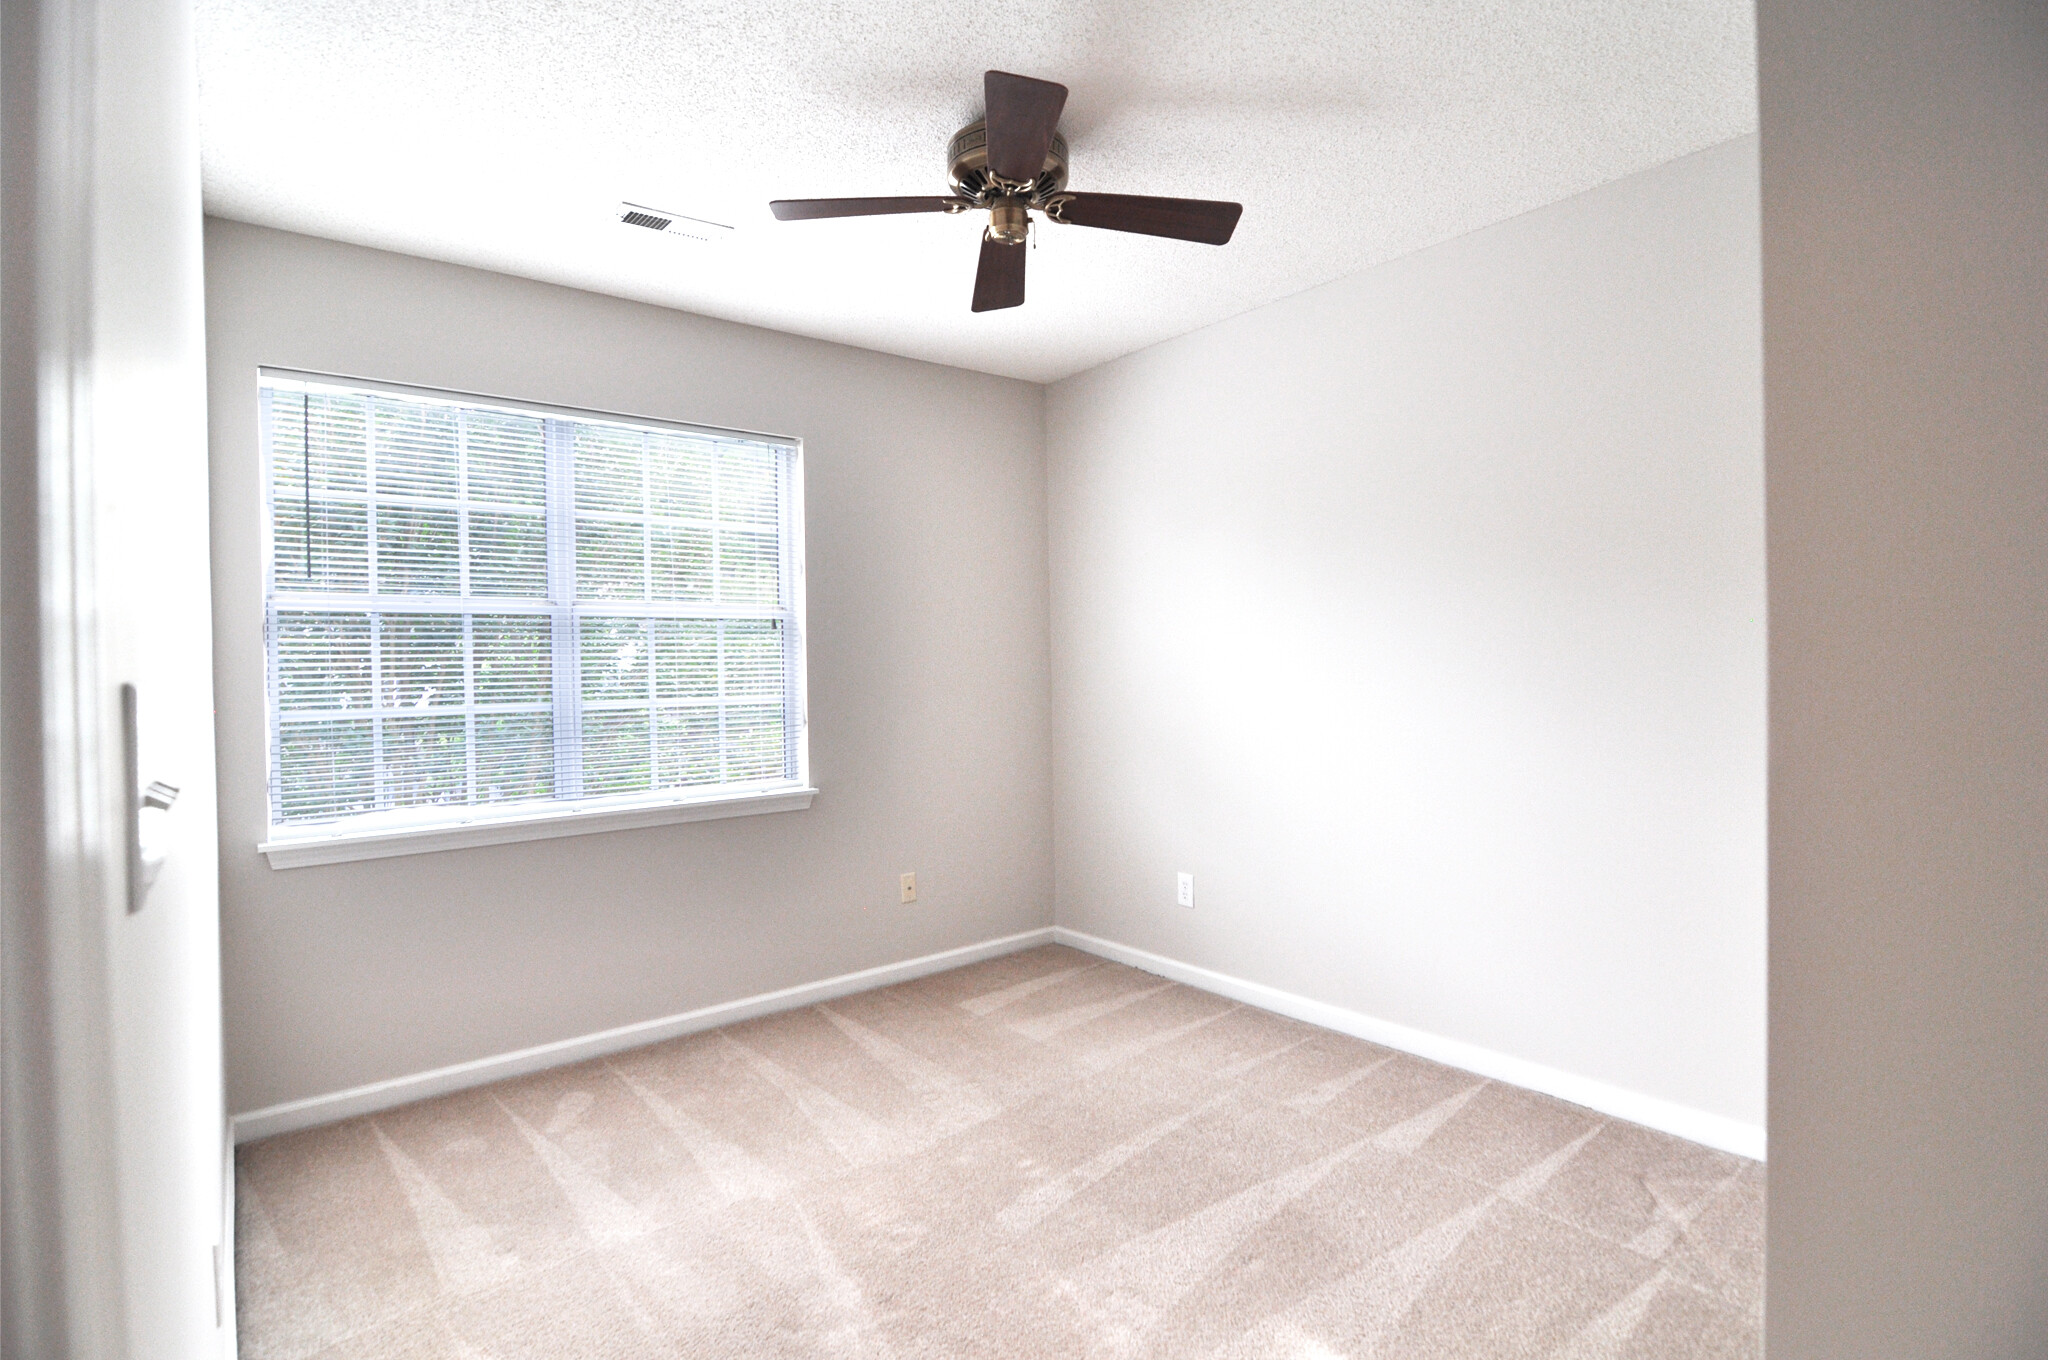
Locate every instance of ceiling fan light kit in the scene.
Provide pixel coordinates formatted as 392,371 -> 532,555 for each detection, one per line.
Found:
770,70 -> 1244,313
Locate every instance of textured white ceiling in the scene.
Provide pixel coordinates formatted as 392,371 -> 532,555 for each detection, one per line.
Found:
196,0 -> 1756,383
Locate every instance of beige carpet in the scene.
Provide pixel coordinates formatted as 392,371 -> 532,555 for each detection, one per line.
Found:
235,945 -> 1764,1359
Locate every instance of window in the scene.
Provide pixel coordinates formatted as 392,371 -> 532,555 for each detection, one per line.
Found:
257,370 -> 810,867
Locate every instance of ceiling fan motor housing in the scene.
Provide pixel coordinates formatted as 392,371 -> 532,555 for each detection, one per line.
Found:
766,73 -> 1239,315
947,120 -> 1069,204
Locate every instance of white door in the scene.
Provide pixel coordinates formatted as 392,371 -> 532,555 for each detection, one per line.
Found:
1,0 -> 228,1355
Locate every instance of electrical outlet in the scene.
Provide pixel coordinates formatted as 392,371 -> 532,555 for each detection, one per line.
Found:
901,872 -> 917,904
1177,872 -> 1194,908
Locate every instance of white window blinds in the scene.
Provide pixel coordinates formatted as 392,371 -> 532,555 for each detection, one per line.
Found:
260,371 -> 806,835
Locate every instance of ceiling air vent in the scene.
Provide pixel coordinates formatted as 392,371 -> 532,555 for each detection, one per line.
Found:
617,201 -> 733,243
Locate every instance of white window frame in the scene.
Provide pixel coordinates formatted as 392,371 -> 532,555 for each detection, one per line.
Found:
254,369 -> 813,868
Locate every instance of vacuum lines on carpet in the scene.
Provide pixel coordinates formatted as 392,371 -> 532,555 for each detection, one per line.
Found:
235,945 -> 1763,1358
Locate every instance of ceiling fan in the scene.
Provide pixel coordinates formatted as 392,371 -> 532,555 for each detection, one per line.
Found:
770,71 -> 1244,313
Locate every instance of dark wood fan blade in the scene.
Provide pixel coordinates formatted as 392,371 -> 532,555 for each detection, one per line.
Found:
770,196 -> 962,221
983,70 -> 1068,186
971,235 -> 1026,312
1051,192 -> 1243,245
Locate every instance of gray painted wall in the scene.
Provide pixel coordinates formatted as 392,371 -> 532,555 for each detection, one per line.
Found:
1761,0 -> 2048,1352
1045,137 -> 1766,1131
206,221 -> 1052,1114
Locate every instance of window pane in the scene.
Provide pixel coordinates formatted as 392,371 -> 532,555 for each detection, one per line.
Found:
270,390 -> 368,498
649,524 -> 711,601
374,397 -> 457,500
576,519 -> 645,599
382,714 -> 467,807
582,710 -> 651,795
580,618 -> 648,703
725,705 -> 787,782
477,715 -> 553,803
718,446 -> 778,525
474,615 -> 552,705
381,614 -> 464,708
652,620 -> 717,700
648,432 -> 713,520
657,709 -> 720,786
264,376 -> 801,833
272,498 -> 369,593
724,621 -> 783,698
465,409 -> 545,506
277,719 -> 374,822
275,611 -> 371,711
717,528 -> 779,604
469,510 -> 547,597
575,424 -> 643,513
376,505 -> 460,594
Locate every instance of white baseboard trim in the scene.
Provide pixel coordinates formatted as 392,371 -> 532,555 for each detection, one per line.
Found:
230,927 -> 1057,1145
1051,927 -> 1766,1162
229,922 -> 1764,1161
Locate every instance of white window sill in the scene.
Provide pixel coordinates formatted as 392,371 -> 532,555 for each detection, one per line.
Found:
258,785 -> 817,869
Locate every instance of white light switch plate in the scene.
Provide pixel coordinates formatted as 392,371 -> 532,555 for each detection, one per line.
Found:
901,872 -> 917,904
1177,872 -> 1194,908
